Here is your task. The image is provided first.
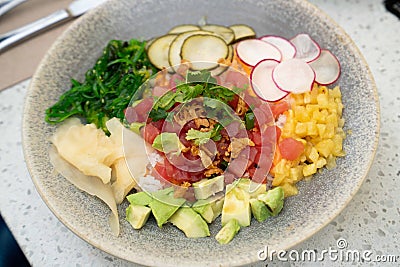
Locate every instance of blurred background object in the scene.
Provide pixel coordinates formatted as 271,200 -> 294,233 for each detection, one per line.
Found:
384,0 -> 400,18
0,0 -> 72,91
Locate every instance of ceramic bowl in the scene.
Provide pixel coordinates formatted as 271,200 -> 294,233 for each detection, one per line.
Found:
22,0 -> 379,266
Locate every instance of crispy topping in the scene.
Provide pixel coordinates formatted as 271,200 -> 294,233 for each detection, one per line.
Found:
194,118 -> 210,128
204,167 -> 223,177
235,96 -> 248,116
228,137 -> 255,158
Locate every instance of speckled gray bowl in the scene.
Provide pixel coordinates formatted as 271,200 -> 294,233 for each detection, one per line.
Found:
22,0 -> 379,266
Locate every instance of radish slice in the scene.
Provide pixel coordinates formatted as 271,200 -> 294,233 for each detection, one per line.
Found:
250,59 -> 288,102
236,39 -> 282,66
272,58 -> 315,93
309,49 -> 341,85
290,33 -> 321,62
260,35 -> 296,61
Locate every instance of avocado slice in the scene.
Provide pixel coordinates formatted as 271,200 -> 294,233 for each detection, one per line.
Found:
193,175 -> 224,200
192,200 -> 214,223
126,191 -> 153,206
169,206 -> 210,238
257,187 -> 284,216
249,199 -> 271,222
211,197 -> 225,222
149,187 -> 186,227
192,193 -> 224,223
221,184 -> 251,227
215,218 -> 240,244
126,204 -> 151,229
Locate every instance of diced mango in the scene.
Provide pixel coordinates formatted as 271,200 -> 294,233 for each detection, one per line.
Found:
303,163 -> 317,176
276,84 -> 345,197
280,183 -> 298,197
295,122 -> 307,137
323,123 -> 335,139
316,157 -> 327,168
289,166 -> 304,182
292,94 -> 304,105
306,121 -> 318,136
316,124 -> 326,137
294,106 -> 310,122
326,155 -> 337,169
331,86 -> 341,98
317,93 -> 329,108
315,139 -> 334,157
307,147 -> 319,163
326,114 -> 338,127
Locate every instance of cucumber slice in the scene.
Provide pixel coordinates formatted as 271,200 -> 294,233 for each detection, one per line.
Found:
145,38 -> 155,50
147,34 -> 177,70
168,30 -> 214,71
168,24 -> 201,34
181,34 -> 229,70
201,24 -> 235,44
229,24 -> 256,42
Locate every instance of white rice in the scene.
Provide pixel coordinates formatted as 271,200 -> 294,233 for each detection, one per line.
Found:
276,114 -> 287,129
137,175 -> 163,192
148,152 -> 163,167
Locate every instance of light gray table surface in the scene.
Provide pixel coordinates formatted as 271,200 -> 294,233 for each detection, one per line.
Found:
0,0 -> 399,266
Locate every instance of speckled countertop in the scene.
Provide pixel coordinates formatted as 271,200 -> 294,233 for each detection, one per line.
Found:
0,0 -> 399,266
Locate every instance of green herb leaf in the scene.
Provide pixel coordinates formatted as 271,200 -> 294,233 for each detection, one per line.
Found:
186,123 -> 223,145
245,112 -> 255,130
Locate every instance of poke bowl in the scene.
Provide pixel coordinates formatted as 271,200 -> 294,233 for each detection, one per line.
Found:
22,0 -> 379,266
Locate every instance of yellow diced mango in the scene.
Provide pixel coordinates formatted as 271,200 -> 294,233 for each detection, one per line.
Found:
294,106 -> 310,122
316,157 -> 327,168
282,122 -> 295,138
303,163 -> 317,176
280,183 -> 298,197
291,94 -> 304,105
326,155 -> 337,169
273,159 -> 290,175
303,91 -> 311,104
332,134 -> 344,156
331,86 -> 342,98
315,139 -> 334,157
306,104 -> 319,114
306,121 -> 318,136
316,124 -> 326,137
336,102 -> 343,116
289,166 -> 304,182
307,147 -> 319,162
295,122 -> 307,137
326,114 -> 338,127
272,174 -> 286,186
317,93 -> 329,108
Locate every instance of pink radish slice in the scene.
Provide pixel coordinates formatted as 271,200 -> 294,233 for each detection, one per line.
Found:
236,39 -> 282,66
250,59 -> 288,102
260,35 -> 296,61
272,58 -> 315,94
290,33 -> 321,62
309,49 -> 341,85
